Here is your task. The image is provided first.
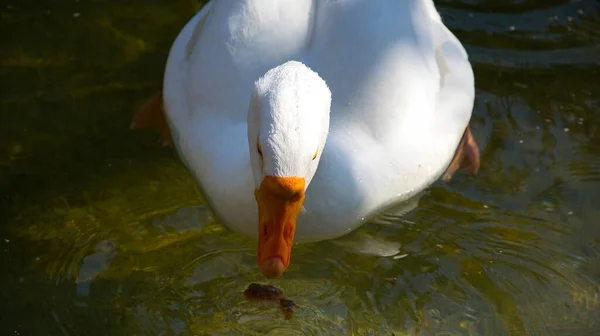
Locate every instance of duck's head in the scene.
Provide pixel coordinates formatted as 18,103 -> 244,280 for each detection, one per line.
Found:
247,61 -> 331,278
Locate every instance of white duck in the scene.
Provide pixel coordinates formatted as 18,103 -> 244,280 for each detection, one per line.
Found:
132,0 -> 480,278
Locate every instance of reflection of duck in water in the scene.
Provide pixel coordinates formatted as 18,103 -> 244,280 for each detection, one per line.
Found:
132,0 -> 480,279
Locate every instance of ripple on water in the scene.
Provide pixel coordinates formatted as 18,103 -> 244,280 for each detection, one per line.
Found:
319,181 -> 598,335
567,157 -> 600,183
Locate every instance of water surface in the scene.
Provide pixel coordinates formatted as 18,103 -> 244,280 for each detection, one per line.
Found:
1,0 -> 599,335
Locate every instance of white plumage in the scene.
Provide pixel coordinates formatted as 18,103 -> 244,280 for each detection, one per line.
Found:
162,0 -> 475,242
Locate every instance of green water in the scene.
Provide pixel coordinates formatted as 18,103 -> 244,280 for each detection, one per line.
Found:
1,0 -> 599,335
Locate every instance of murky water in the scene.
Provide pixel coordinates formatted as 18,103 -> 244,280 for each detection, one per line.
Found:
2,0 -> 599,335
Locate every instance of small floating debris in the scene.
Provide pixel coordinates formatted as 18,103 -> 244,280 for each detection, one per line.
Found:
244,283 -> 297,320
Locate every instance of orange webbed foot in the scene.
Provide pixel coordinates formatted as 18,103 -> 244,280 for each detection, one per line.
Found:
441,125 -> 480,182
131,92 -> 172,147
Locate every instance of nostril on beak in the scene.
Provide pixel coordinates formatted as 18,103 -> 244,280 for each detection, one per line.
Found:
283,192 -> 300,202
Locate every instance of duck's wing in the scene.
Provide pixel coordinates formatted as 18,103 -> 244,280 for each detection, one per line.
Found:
165,0 -> 316,129
131,2 -> 214,145
427,3 -> 475,138
302,0 -> 477,185
162,1 -> 214,135
424,4 -> 480,180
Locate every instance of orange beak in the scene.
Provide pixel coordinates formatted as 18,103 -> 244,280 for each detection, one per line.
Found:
254,176 -> 305,278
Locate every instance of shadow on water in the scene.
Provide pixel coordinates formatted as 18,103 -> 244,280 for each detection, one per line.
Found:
1,0 -> 600,335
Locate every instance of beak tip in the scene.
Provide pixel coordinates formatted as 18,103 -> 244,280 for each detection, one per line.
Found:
259,256 -> 286,279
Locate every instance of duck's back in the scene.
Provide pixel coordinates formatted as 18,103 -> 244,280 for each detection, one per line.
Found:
170,0 -> 469,128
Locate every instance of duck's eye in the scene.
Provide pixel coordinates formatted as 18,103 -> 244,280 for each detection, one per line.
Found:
312,149 -> 318,160
257,140 -> 263,158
